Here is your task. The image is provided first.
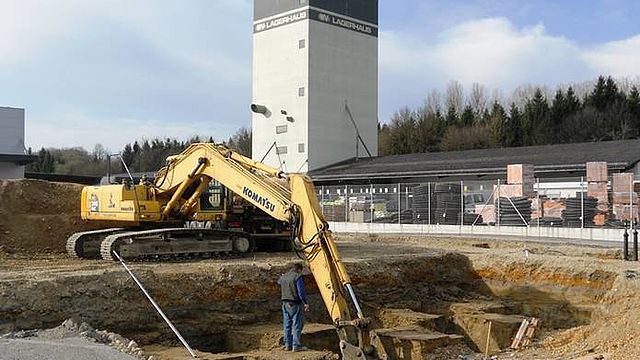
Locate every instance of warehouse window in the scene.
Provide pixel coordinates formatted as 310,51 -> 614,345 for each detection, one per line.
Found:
276,146 -> 288,155
299,39 -> 305,49
298,87 -> 305,97
298,143 -> 305,153
276,125 -> 288,134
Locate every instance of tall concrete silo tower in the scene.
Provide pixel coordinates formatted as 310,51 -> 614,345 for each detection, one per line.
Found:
251,0 -> 378,172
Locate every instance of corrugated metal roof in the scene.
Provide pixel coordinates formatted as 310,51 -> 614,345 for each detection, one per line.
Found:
309,139 -> 640,183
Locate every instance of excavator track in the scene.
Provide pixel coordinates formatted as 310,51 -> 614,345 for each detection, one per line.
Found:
66,228 -> 128,259
99,228 -> 254,261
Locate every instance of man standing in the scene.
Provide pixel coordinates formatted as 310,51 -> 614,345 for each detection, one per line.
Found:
278,263 -> 310,352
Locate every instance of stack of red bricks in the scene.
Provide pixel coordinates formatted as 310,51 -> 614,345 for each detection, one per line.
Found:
612,173 -> 637,221
586,162 -> 609,226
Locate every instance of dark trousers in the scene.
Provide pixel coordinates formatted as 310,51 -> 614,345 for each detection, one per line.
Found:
282,301 -> 304,349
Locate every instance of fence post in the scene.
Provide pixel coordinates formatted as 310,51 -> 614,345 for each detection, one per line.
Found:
398,183 -> 401,225
321,185 -> 324,215
630,177 -> 634,225
370,183 -> 374,224
344,184 -> 348,223
428,182 -> 431,225
581,176 -> 584,229
537,177 -> 541,238
460,180 -> 464,226
497,179 -> 501,227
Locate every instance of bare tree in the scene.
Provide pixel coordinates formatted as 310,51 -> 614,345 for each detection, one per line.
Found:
469,83 -> 488,116
424,89 -> 442,115
445,80 -> 464,114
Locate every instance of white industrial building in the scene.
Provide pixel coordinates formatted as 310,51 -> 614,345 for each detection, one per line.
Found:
251,0 -> 378,172
0,107 -> 33,179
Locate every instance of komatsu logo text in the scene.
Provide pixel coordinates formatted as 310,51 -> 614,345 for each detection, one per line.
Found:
243,187 -> 276,213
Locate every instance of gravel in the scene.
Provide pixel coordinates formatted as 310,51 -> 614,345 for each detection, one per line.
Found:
0,319 -> 149,360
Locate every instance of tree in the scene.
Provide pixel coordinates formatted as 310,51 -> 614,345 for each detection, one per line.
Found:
414,106 -> 445,152
445,105 -> 458,126
587,76 -> 624,111
627,86 -> 640,136
459,105 -> 475,127
469,83 -> 488,116
522,89 -> 550,145
26,148 -> 55,173
439,124 -> 495,151
377,122 -> 393,156
488,102 -> 508,146
225,126 -> 252,156
445,80 -> 464,115
506,103 -> 523,147
387,107 -> 416,155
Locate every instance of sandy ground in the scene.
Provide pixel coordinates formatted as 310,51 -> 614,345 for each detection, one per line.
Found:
2,180 -> 640,359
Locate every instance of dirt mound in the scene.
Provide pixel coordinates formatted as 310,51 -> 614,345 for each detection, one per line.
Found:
0,179 -> 109,255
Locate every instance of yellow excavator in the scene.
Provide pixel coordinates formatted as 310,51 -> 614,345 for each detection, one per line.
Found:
67,142 -> 378,359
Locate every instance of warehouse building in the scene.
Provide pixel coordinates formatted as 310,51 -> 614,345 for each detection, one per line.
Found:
309,139 -> 640,185
0,107 -> 34,179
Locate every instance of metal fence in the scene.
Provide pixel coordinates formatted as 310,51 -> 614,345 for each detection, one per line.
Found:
317,176 -> 638,229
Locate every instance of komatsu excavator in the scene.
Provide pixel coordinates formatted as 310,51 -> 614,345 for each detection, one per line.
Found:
67,143 -> 378,359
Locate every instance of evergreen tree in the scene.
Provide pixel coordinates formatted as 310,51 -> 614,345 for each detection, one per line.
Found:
459,105 -> 475,127
628,86 -> 640,136
522,89 -> 550,145
506,104 -> 523,147
445,105 -> 458,126
488,102 -> 508,146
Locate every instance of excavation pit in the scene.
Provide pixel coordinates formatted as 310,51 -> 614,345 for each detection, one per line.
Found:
2,233 -> 632,359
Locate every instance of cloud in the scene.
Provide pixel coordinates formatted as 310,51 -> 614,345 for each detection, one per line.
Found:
582,35 -> 640,76
25,111 -> 236,152
0,0 -> 253,151
379,17 -> 640,121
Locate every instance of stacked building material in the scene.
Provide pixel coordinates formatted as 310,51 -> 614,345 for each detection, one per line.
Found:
586,162 -> 609,226
507,164 -> 535,196
412,185 -> 431,223
562,196 -> 598,227
433,183 -> 462,225
612,173 -> 637,221
497,196 -> 531,226
475,204 -> 495,224
322,204 -> 346,222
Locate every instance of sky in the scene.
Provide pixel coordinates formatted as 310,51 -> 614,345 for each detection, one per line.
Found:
1,0 -> 639,151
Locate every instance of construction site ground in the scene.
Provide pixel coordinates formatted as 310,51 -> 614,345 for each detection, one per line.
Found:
2,180 -> 640,360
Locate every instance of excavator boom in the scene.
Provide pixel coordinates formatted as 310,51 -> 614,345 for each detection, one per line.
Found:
71,143 -> 377,358
158,143 -> 376,358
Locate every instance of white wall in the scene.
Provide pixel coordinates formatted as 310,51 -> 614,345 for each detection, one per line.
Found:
0,107 -> 25,154
0,162 -> 24,179
328,221 -> 627,243
308,20 -> 378,169
252,17 -> 309,173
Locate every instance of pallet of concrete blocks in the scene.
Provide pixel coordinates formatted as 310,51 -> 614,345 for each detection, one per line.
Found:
587,182 -> 610,226
612,173 -> 634,192
613,204 -> 638,221
586,161 -> 608,182
611,192 -> 638,204
507,164 -> 535,196
495,184 -> 523,198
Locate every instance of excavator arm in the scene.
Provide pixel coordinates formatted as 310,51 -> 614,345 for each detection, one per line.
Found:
153,143 -> 377,359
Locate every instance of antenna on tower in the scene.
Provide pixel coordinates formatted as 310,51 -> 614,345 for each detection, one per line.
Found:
344,100 -> 373,159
